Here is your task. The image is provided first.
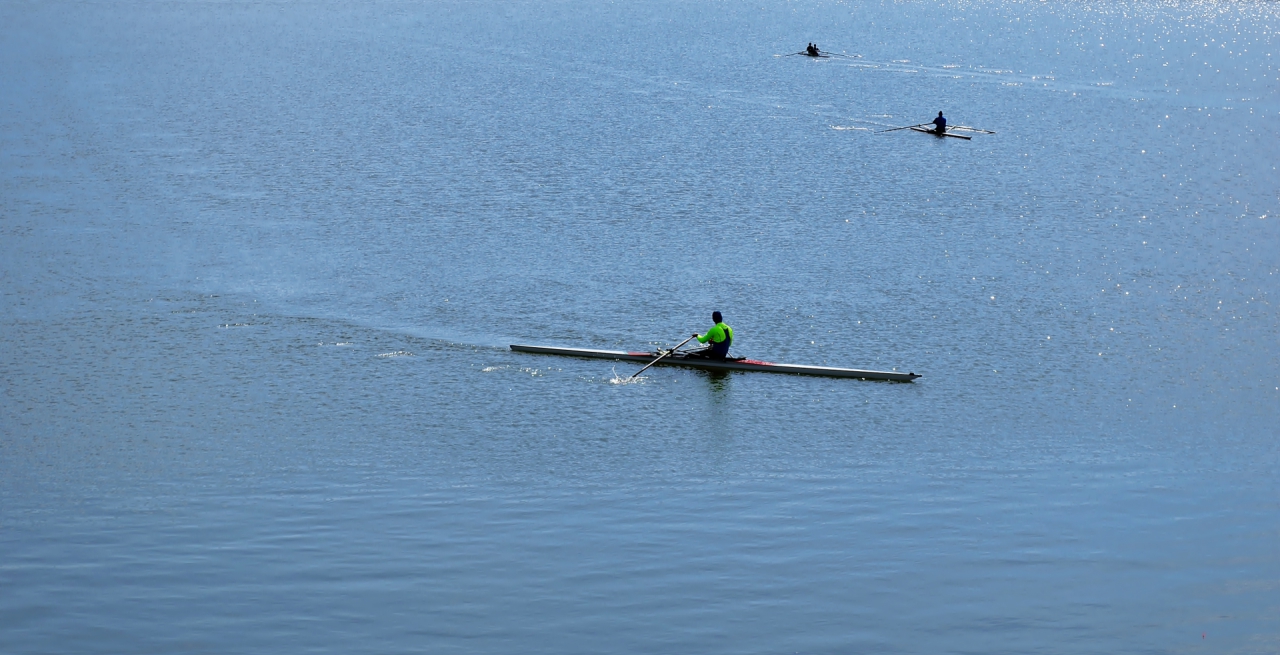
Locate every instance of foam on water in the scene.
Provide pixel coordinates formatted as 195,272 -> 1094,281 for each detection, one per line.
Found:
606,366 -> 647,385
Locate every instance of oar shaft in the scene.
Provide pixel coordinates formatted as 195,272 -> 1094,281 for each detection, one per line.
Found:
878,123 -> 928,133
630,335 -> 696,379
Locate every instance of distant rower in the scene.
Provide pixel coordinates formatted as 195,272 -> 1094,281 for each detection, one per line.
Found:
688,311 -> 734,360
932,111 -> 947,135
807,43 -> 819,56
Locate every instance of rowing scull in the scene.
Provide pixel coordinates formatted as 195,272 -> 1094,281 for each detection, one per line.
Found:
910,126 -> 972,139
510,344 -> 920,382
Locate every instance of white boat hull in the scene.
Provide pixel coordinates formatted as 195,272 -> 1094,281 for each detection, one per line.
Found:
510,345 -> 920,382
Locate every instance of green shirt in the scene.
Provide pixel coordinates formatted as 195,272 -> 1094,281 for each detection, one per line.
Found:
697,322 -> 733,344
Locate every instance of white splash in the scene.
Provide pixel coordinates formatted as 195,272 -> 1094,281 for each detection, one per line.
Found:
607,366 -> 643,385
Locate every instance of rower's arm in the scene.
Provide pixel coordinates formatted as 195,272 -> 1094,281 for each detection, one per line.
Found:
696,325 -> 723,344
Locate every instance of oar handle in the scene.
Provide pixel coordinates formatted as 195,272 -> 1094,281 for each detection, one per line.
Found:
630,335 -> 697,379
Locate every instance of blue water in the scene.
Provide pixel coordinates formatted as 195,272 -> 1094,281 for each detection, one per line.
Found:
2,0 -> 1277,652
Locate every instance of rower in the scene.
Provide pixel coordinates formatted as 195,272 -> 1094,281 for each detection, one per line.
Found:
807,43 -> 818,56
687,311 -> 734,360
932,111 -> 947,135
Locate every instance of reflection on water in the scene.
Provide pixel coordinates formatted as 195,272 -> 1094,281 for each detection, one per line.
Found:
699,370 -> 733,397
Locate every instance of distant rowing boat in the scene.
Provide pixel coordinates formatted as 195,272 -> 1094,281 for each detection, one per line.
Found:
910,126 -> 971,140
511,344 -> 920,381
783,49 -> 859,59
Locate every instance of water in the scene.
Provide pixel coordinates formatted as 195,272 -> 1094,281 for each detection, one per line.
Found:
2,0 -> 1277,652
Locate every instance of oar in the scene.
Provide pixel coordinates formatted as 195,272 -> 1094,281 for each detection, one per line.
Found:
951,125 -> 996,134
878,123 -> 929,133
630,335 -> 696,380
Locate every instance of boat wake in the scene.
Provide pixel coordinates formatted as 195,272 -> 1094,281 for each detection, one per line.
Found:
481,364 -> 547,377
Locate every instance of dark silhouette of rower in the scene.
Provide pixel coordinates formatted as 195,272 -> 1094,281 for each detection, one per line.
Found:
807,43 -> 819,56
932,111 -> 947,135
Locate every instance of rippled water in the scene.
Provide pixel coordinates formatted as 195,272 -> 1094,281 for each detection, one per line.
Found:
2,0 -> 1277,652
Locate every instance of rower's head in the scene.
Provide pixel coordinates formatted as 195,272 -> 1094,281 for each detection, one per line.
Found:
712,311 -> 723,323
938,111 -> 944,117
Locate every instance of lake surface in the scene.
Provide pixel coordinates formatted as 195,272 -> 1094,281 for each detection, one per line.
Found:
2,0 -> 1277,652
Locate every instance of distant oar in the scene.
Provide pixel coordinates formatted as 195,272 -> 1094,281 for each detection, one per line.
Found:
630,335 -> 697,380
878,123 -> 929,133
951,125 -> 997,134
